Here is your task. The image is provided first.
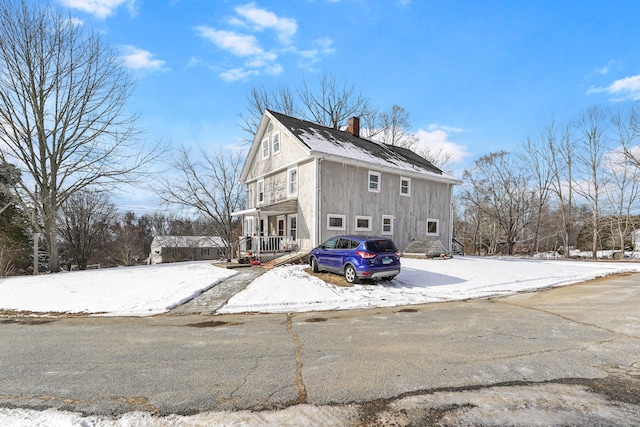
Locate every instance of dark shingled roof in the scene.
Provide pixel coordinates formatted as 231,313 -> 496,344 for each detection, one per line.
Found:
268,110 -> 446,177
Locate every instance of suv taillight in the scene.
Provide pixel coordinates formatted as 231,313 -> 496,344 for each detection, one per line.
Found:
356,250 -> 376,259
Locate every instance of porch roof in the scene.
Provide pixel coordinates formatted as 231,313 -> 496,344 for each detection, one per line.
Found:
232,199 -> 298,217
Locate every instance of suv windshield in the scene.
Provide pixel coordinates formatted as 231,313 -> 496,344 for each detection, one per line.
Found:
365,239 -> 397,253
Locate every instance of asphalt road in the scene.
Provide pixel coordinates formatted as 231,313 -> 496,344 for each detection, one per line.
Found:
1,272 -> 639,425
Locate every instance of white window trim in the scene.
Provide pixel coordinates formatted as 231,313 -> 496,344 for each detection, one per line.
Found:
288,214 -> 298,242
400,176 -> 411,197
355,215 -> 372,232
244,217 -> 255,236
426,218 -> 439,236
382,215 -> 394,235
287,166 -> 298,197
327,214 -> 346,231
261,137 -> 270,159
368,171 -> 381,193
257,179 -> 265,206
272,131 -> 281,155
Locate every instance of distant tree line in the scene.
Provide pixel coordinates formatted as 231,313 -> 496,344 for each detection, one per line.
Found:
456,104 -> 640,258
55,200 -> 233,271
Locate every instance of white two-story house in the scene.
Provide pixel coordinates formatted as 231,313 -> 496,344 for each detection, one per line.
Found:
233,110 -> 461,260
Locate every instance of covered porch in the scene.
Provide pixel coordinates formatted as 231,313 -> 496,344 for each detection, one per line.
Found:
233,199 -> 299,263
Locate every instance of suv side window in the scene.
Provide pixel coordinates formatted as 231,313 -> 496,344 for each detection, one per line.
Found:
349,239 -> 361,249
322,237 -> 338,249
335,238 -> 349,249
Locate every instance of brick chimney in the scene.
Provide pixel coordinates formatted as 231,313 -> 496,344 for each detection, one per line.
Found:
347,116 -> 360,138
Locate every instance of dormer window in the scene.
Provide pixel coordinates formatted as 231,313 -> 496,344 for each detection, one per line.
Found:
262,137 -> 269,159
272,131 -> 281,154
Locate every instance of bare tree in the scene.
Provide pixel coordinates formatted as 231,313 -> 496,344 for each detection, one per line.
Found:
573,105 -> 611,258
417,145 -> 454,172
607,108 -> 640,251
240,72 -> 375,138
370,104 -> 418,148
0,0 -> 161,272
155,147 -> 246,257
460,151 -> 531,255
110,211 -> 147,266
616,105 -> 640,167
298,72 -> 373,129
544,119 -> 577,257
239,83 -> 297,137
58,190 -> 118,270
519,129 -> 554,254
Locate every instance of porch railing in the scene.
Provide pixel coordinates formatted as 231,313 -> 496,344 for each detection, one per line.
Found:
238,235 -> 295,261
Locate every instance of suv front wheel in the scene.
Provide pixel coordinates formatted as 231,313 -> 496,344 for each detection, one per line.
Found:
344,264 -> 360,284
310,256 -> 320,273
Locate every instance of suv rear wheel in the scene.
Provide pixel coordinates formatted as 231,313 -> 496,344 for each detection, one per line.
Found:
344,264 -> 360,284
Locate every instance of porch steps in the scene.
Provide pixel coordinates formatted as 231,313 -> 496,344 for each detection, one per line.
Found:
261,250 -> 310,269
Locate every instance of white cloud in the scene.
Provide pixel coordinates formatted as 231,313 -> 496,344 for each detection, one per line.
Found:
587,74 -> 640,101
414,125 -> 471,164
220,68 -> 259,82
234,3 -> 297,45
196,27 -> 264,57
196,4 -> 331,80
61,0 -> 138,19
121,46 -> 166,71
297,37 -> 335,66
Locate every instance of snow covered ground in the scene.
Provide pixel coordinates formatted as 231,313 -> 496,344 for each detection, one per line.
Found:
1,256 -> 640,316
2,256 -> 640,425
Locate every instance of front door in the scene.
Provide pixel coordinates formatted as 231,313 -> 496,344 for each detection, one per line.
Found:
277,216 -> 285,236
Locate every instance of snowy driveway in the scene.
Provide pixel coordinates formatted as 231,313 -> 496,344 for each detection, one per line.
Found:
2,257 -> 640,316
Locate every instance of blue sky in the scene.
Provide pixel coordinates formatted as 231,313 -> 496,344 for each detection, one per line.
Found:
59,0 -> 640,213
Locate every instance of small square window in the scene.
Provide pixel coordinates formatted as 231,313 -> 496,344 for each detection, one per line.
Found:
262,138 -> 269,159
400,177 -> 411,196
327,214 -> 346,230
368,171 -> 380,193
272,131 -> 281,154
426,219 -> 439,236
355,215 -> 372,231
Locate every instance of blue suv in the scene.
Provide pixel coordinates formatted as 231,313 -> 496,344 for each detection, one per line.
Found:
309,235 -> 401,284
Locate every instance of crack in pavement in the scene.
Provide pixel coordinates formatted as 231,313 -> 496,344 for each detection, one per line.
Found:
286,313 -> 307,405
229,358 -> 259,403
496,299 -> 640,339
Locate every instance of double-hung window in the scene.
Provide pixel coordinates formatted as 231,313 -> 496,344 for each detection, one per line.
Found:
382,215 -> 394,235
288,167 -> 298,197
400,177 -> 411,196
289,215 -> 297,241
272,131 -> 280,154
257,179 -> 264,205
368,171 -> 381,193
262,138 -> 269,159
